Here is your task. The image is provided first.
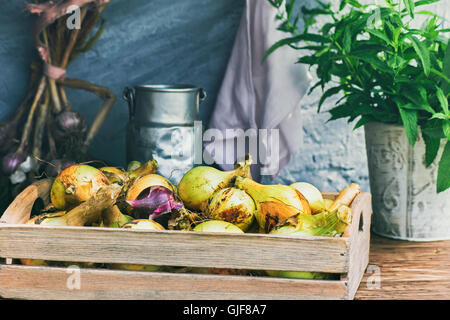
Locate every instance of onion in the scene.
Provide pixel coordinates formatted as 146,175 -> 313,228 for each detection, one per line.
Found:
100,166 -> 128,185
234,177 -> 311,233
126,186 -> 184,220
265,270 -> 337,280
193,220 -> 244,233
53,111 -> 87,140
126,174 -> 174,201
2,151 -> 27,175
50,164 -> 110,210
127,160 -> 141,172
206,188 -> 255,232
290,182 -> 325,214
270,208 -> 352,237
178,157 -> 253,212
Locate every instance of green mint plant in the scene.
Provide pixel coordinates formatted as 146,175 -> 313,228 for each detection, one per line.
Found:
266,0 -> 450,192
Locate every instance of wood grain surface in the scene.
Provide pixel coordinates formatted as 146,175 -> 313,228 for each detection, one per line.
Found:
356,234 -> 450,300
0,265 -> 348,300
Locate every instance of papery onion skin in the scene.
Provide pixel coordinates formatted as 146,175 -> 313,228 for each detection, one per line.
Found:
100,166 -> 128,185
193,220 -> 244,234
207,188 -> 255,232
126,186 -> 184,220
126,174 -> 175,201
2,152 -> 26,175
290,182 -> 325,214
234,177 -> 311,233
50,164 -> 110,210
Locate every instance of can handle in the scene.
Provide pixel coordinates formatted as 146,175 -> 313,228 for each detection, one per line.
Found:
198,88 -> 207,115
123,87 -> 136,120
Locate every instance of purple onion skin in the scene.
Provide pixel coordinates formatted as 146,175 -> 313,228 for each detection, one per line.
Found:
53,111 -> 87,141
2,152 -> 26,175
127,186 -> 185,220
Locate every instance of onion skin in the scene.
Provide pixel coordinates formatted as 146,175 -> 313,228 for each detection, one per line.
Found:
126,174 -> 175,201
101,205 -> 134,228
100,166 -> 128,186
126,186 -> 184,220
206,188 -> 255,232
2,152 -> 26,175
127,160 -> 159,180
193,220 -> 244,233
290,182 -> 325,214
265,270 -> 337,280
127,161 -> 141,172
178,160 -> 252,212
234,177 -> 311,233
50,164 -> 110,210
324,198 -> 334,211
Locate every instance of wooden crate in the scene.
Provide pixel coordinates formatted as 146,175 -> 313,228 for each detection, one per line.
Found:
0,179 -> 372,300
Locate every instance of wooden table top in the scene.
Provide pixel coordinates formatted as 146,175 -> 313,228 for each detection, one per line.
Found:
355,234 -> 450,300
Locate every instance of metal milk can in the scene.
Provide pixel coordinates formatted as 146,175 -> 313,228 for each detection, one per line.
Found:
123,84 -> 206,184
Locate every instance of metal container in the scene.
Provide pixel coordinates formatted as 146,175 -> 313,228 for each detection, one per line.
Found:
365,122 -> 450,241
123,84 -> 206,184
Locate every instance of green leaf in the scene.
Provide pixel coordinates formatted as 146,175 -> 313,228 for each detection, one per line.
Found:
437,141 -> 450,193
414,0 -> 440,7
443,39 -> 450,95
431,113 -> 450,120
436,87 -> 449,114
318,86 -> 345,112
397,102 -> 419,146
422,131 -> 441,166
404,0 -> 415,18
263,33 -> 330,62
408,35 -> 431,76
343,25 -> 352,53
443,121 -> 450,140
367,28 -> 391,44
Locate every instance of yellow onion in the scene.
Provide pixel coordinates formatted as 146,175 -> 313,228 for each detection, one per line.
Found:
265,270 -> 337,280
126,174 -> 175,201
127,161 -> 141,172
270,207 -> 352,237
101,205 -> 134,228
193,220 -> 244,233
50,164 -> 110,210
290,182 -> 325,214
110,219 -> 165,272
324,198 -> 334,210
127,159 -> 159,180
206,188 -> 255,232
100,166 -> 128,186
178,157 -> 252,212
234,177 -> 311,233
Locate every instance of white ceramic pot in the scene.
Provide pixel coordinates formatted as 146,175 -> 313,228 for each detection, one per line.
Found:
365,122 -> 450,241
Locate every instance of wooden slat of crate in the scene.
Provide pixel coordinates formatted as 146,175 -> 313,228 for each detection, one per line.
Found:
0,225 -> 349,273
0,264 -> 348,300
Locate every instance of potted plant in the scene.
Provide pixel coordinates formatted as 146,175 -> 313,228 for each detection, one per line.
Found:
266,0 -> 450,240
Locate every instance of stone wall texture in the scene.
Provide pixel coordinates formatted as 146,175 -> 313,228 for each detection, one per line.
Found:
1,0 -> 449,193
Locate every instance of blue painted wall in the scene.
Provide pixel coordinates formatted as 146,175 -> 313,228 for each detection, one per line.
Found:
0,0 -> 245,166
